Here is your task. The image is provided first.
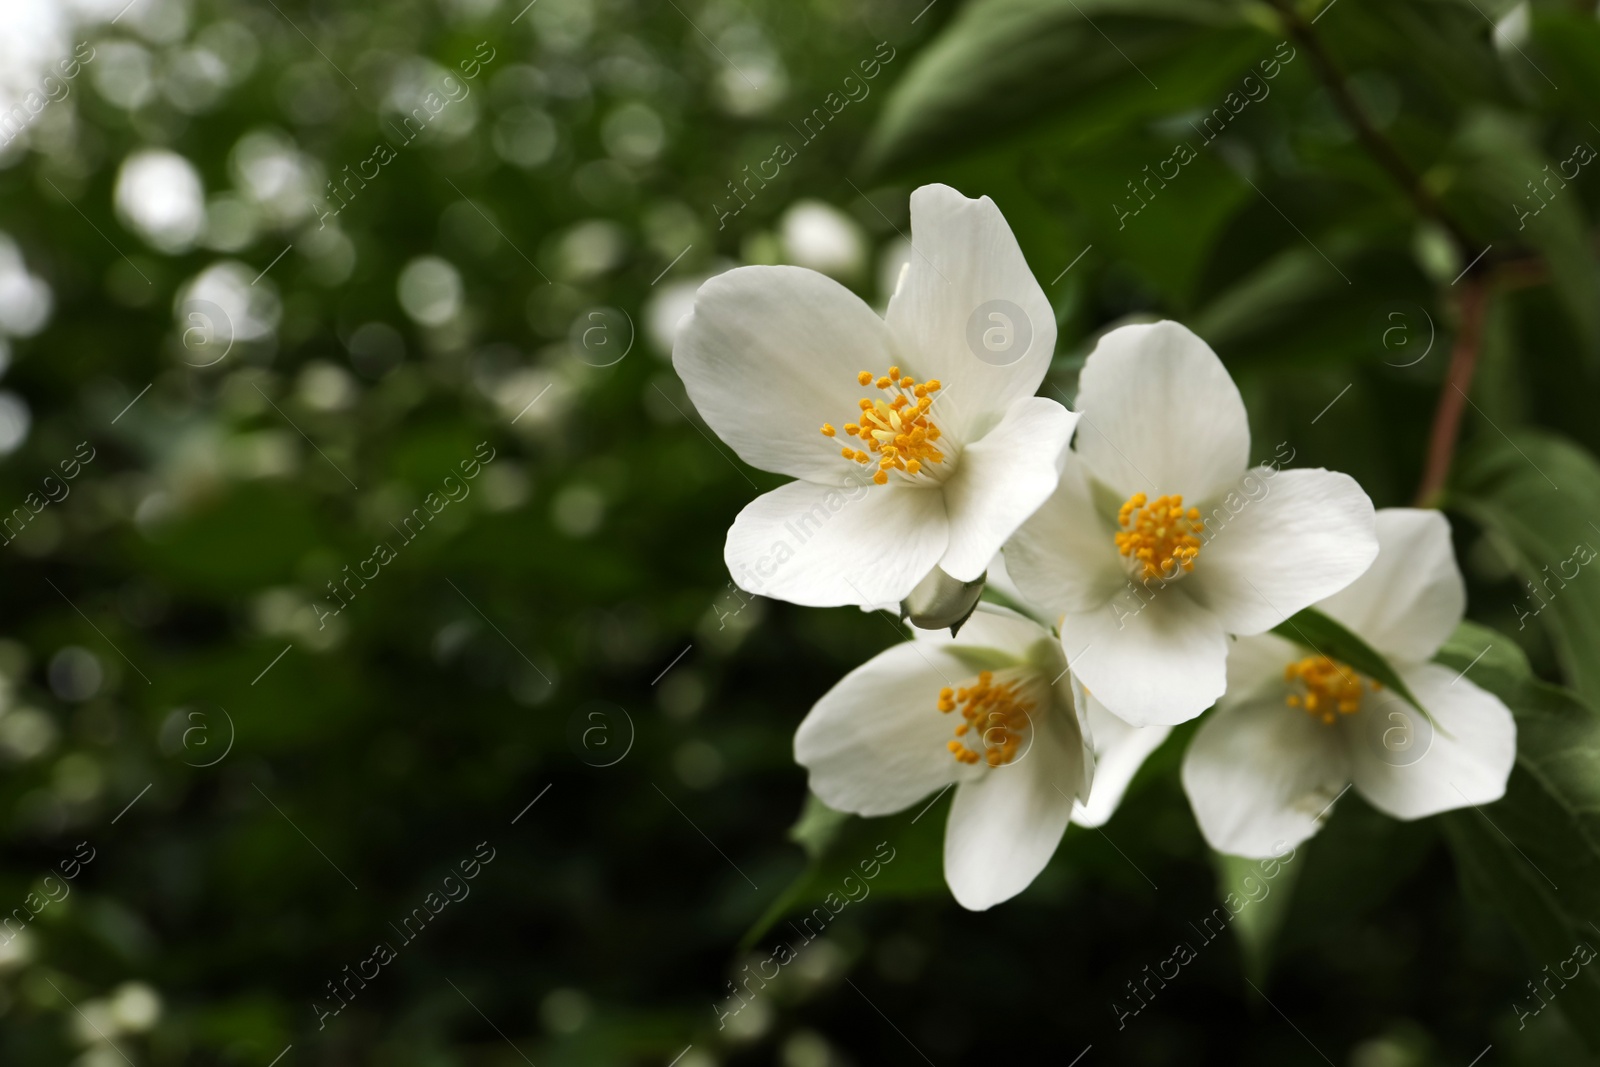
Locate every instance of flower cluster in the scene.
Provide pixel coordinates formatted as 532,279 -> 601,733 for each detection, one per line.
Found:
673,184 -> 1516,910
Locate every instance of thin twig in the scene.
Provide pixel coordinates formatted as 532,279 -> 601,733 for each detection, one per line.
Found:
1415,274 -> 1488,505
1266,0 -> 1476,258
1264,0 -> 1498,501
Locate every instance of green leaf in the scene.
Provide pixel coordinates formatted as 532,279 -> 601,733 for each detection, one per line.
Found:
1210,848 -> 1302,984
135,484 -> 323,595
1525,12 -> 1600,119
740,790 -> 948,951
862,0 -> 1266,176
1435,620 -> 1600,1053
1447,109 -> 1600,364
1450,427 -> 1600,707
1019,132 -> 1253,307
1270,606 -> 1429,717
1274,793 -> 1436,962
788,793 -> 852,860
1189,241 -> 1431,371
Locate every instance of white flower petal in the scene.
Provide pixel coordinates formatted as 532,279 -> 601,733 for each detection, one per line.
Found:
1073,322 -> 1250,503
884,184 -> 1055,439
943,710 -> 1085,910
674,265 -> 898,485
1071,687 -> 1170,828
938,396 -> 1078,581
1182,690 -> 1351,858
1225,632 -> 1305,700
982,548 -> 1054,626
725,480 -> 948,607
1346,662 -> 1516,820
1002,453 -> 1126,616
1318,508 -> 1465,663
1185,467 -> 1378,636
1059,589 -> 1230,727
795,641 -> 972,817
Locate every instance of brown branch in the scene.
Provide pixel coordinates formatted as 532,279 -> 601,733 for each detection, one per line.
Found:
1414,275 -> 1489,505
1264,1 -> 1501,502
1267,0 -> 1478,257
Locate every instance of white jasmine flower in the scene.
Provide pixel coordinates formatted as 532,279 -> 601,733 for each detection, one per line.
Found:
674,184 -> 1076,614
794,605 -> 1092,910
988,551 -> 1171,830
1004,322 -> 1378,725
1182,508 -> 1516,857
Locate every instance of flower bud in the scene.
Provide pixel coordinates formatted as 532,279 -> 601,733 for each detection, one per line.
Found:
901,567 -> 985,634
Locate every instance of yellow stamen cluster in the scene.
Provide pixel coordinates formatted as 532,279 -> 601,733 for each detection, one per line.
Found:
821,366 -> 945,486
1114,493 -> 1205,580
1284,655 -> 1382,725
937,672 -> 1033,767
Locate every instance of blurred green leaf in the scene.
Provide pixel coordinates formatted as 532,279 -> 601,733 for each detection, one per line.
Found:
862,0 -> 1266,176
1022,134 -> 1252,306
1193,245 -> 1347,349
741,790 -> 947,950
1448,109 -> 1600,362
1437,620 -> 1600,1053
789,792 -> 852,860
1525,11 -> 1600,118
1451,427 -> 1600,706
1191,239 -> 1430,369
1209,848 -> 1301,984
135,484 -> 323,595
1274,791 -> 1435,960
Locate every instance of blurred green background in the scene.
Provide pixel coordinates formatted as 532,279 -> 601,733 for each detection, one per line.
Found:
5,0 -> 1600,1063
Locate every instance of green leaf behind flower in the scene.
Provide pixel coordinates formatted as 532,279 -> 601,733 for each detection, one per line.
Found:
740,792 -> 948,951
1450,427 -> 1600,708
862,0 -> 1265,177
1435,621 -> 1600,1052
1269,605 -> 1429,717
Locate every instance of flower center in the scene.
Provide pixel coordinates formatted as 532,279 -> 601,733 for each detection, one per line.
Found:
937,670 -> 1034,767
1283,655 -> 1382,725
820,366 -> 945,486
1114,493 -> 1205,580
